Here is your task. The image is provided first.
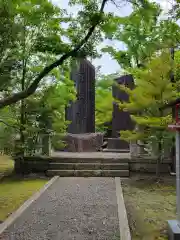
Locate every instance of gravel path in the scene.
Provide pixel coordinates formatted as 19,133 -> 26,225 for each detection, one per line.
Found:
1,177 -> 120,240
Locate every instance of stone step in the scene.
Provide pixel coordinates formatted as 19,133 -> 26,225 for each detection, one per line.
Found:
46,169 -> 129,177
102,148 -> 130,153
49,156 -> 129,164
49,162 -> 129,170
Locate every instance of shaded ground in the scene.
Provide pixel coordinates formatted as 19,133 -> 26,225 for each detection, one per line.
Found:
122,174 -> 176,240
1,177 -> 120,240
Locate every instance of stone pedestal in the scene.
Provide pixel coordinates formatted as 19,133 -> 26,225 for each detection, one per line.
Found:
107,138 -> 129,150
168,220 -> 180,240
64,133 -> 104,152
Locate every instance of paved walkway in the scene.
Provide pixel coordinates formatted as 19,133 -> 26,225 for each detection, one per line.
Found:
1,178 -> 120,240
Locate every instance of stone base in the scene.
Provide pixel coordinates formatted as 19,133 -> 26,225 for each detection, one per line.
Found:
64,133 -> 104,152
107,138 -> 129,150
168,220 -> 180,240
102,148 -> 129,153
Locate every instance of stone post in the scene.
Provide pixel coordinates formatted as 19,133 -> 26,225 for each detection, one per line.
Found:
13,136 -> 24,174
168,130 -> 180,239
176,131 -> 180,225
42,134 -> 51,156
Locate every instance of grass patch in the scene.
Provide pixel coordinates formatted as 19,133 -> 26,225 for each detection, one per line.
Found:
0,155 -> 14,177
0,155 -> 48,222
122,174 -> 176,240
0,176 -> 47,222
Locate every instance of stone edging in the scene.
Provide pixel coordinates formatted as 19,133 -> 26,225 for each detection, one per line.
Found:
115,177 -> 131,240
0,176 -> 59,235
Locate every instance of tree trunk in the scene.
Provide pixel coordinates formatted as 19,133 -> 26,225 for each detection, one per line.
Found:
156,137 -> 162,177
20,28 -> 27,156
20,100 -> 25,155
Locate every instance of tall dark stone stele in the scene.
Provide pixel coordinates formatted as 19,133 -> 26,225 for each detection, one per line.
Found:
111,74 -> 135,149
66,59 -> 95,134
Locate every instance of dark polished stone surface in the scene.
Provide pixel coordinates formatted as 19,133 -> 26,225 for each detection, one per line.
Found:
66,59 -> 95,134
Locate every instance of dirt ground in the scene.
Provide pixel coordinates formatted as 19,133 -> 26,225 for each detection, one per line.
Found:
122,174 -> 176,240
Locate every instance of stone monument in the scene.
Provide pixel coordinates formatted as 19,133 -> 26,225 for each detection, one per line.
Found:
65,59 -> 103,152
107,74 -> 135,151
66,59 -> 95,133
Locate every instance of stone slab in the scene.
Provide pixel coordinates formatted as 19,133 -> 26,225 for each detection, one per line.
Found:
46,170 -> 129,177
1,178 -> 120,240
115,178 -> 131,240
168,220 -> 180,240
52,151 -> 130,160
49,162 -> 128,170
103,148 -> 130,153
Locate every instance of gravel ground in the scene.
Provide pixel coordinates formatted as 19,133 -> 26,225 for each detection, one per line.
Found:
1,177 -> 120,240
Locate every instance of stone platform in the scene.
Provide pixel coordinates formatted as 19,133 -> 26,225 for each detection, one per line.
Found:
17,152 -> 130,177
48,151 -> 130,177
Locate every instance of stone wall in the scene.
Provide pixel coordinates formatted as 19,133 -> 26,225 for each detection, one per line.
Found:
129,141 -> 172,173
129,157 -> 171,173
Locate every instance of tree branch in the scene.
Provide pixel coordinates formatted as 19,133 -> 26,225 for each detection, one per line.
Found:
0,0 -> 108,109
0,119 -> 18,129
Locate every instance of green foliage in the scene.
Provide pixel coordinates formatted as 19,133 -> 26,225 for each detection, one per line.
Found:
0,0 -> 179,157
102,0 -> 180,69
174,50 -> 180,82
95,75 -> 113,132
0,0 -> 20,91
22,67 -> 76,153
97,1 -> 180,162
0,106 -> 18,154
118,53 -> 176,155
169,0 -> 180,20
0,0 -> 111,154
0,0 -> 109,109
0,0 -> 77,153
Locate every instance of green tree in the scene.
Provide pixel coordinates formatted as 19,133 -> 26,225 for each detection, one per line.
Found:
95,75 -> 113,132
102,0 -> 180,69
0,0 -> 118,156
0,0 -> 109,109
0,0 -> 20,91
24,69 -> 76,154
2,0 -> 72,152
117,53 -> 178,175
